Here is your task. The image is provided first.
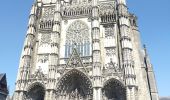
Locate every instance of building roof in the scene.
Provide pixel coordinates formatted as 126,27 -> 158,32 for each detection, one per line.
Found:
0,73 -> 7,84
0,73 -> 5,80
0,73 -> 8,95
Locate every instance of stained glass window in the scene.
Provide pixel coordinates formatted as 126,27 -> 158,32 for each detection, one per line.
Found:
65,20 -> 90,58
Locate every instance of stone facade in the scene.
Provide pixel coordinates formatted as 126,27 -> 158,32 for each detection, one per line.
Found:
13,0 -> 159,100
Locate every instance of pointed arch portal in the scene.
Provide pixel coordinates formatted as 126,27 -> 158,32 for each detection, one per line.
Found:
103,79 -> 126,100
56,69 -> 92,100
26,84 -> 45,100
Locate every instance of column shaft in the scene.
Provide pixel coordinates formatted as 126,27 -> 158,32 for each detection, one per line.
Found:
92,0 -> 102,100
45,1 -> 61,100
117,0 -> 137,100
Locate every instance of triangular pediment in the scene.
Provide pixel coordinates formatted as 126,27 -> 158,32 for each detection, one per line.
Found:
103,61 -> 124,79
66,48 -> 84,68
31,68 -> 45,80
60,49 -> 87,74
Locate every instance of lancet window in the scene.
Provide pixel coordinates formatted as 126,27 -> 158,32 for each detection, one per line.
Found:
65,20 -> 90,58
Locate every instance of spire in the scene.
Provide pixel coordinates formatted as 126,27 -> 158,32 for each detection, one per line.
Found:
143,44 -> 152,67
143,44 -> 148,57
143,45 -> 159,100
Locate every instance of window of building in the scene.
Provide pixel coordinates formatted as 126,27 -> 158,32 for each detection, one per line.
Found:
65,20 -> 90,58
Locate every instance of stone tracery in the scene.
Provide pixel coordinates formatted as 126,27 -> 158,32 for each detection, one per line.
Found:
100,3 -> 116,23
65,20 -> 90,57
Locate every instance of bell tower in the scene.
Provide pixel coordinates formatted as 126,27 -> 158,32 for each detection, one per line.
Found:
13,0 -> 159,100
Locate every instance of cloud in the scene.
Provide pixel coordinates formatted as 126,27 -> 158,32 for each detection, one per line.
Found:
160,97 -> 170,100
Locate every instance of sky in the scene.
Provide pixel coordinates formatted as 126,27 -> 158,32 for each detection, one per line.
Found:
0,0 -> 169,97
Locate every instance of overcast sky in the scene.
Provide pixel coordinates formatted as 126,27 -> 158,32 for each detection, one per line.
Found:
0,0 -> 169,97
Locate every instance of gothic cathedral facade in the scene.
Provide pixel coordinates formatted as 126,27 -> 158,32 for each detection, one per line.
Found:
13,0 -> 159,100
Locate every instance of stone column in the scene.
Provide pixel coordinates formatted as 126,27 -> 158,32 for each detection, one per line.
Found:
117,0 -> 137,100
91,0 -> 102,99
45,0 -> 61,100
13,3 -> 38,100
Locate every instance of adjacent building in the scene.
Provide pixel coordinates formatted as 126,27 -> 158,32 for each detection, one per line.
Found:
0,74 -> 8,100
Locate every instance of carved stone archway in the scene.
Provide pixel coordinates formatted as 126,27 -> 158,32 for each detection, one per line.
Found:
26,83 -> 45,100
103,79 -> 126,100
56,69 -> 92,100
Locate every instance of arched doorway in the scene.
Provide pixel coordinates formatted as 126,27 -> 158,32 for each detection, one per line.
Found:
27,84 -> 45,100
56,69 -> 92,100
103,79 -> 126,100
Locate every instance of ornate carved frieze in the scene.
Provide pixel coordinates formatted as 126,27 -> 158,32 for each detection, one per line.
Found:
37,54 -> 49,63
105,26 -> 115,38
103,61 -> 123,80
62,3 -> 92,18
63,0 -> 91,6
40,33 -> 51,46
99,2 -> 116,23
30,68 -> 47,80
39,20 -> 54,29
99,3 -> 115,15
42,7 -> 55,19
105,48 -> 116,57
104,26 -> 116,52
38,7 -> 55,30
